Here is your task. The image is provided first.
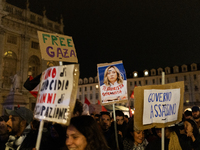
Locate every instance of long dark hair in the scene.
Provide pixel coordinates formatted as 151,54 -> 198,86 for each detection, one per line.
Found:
185,119 -> 199,138
70,115 -> 110,150
125,117 -> 134,140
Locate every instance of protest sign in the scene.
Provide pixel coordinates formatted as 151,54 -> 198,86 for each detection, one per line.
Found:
37,31 -> 78,62
97,61 -> 128,105
34,64 -> 79,125
143,88 -> 180,125
134,81 -> 184,130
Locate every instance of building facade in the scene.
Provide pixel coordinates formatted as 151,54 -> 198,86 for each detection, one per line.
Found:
0,0 -> 63,114
77,63 -> 200,111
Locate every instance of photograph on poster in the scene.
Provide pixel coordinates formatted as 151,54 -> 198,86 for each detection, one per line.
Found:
98,62 -> 127,104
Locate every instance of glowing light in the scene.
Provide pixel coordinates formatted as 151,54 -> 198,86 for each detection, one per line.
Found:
184,108 -> 192,112
134,73 -> 138,77
96,85 -> 99,88
145,71 -> 148,76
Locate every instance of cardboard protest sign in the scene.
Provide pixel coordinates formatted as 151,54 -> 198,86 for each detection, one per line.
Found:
97,61 -> 128,105
134,81 -> 184,130
37,31 -> 78,62
143,89 -> 180,125
34,64 -> 79,125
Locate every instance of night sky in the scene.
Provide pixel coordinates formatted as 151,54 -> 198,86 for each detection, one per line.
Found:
7,0 -> 200,78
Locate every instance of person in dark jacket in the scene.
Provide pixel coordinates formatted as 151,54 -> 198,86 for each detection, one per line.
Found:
184,119 -> 200,150
0,115 -> 9,150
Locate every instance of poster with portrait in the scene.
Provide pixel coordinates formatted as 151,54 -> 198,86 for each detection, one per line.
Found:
34,64 -> 79,125
97,61 -> 128,105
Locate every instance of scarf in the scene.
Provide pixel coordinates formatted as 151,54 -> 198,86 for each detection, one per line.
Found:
5,135 -> 25,150
168,131 -> 182,150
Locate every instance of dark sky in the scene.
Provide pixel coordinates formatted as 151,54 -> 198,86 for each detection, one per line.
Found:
7,0 -> 200,78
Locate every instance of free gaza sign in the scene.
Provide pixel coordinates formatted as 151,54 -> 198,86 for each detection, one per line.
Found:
37,31 -> 78,62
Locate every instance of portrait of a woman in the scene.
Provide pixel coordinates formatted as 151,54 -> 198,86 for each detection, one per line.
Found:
100,65 -> 127,103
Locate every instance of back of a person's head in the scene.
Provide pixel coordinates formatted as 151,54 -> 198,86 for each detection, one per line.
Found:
73,99 -> 83,116
124,115 -> 128,119
184,110 -> 192,117
70,115 -> 109,150
125,117 -> 134,139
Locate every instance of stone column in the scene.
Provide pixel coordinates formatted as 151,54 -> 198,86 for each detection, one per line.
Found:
20,35 -> 30,91
0,28 -> 5,90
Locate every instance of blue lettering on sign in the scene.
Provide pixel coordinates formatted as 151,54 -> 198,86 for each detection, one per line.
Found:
149,103 -> 176,118
148,92 -> 172,103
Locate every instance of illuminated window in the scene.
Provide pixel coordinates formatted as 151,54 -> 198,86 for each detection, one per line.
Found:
144,71 -> 148,76
28,55 -> 40,78
2,51 -> 17,88
47,61 -> 57,68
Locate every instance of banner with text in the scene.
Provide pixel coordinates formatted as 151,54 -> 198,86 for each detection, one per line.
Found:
143,89 -> 180,125
34,64 -> 79,125
97,60 -> 128,105
37,31 -> 78,62
134,81 -> 184,130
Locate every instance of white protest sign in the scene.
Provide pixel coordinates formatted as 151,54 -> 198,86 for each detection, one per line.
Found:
143,88 -> 180,125
34,64 -> 79,125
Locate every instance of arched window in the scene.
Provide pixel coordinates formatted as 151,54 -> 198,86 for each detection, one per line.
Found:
28,55 -> 40,78
79,79 -> 83,84
2,51 -> 17,88
89,77 -> 93,83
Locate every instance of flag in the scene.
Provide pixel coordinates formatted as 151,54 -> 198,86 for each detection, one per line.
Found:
130,85 -> 137,99
97,100 -> 107,112
130,90 -> 134,99
23,74 -> 41,98
129,106 -> 132,118
84,97 -> 91,106
82,97 -> 90,115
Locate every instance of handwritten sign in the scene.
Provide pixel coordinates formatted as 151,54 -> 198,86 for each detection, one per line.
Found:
97,60 -> 128,105
34,64 -> 79,125
143,89 -> 180,125
134,81 -> 184,130
37,31 -> 78,62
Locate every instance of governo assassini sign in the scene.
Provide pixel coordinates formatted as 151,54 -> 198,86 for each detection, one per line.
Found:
134,81 -> 184,130
37,31 -> 78,62
34,64 -> 79,125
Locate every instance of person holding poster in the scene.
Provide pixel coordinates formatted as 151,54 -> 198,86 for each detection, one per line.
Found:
99,64 -> 127,103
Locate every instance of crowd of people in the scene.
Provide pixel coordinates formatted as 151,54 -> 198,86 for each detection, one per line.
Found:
0,100 -> 200,150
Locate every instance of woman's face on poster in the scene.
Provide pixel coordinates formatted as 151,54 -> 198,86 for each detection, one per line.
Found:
107,67 -> 117,83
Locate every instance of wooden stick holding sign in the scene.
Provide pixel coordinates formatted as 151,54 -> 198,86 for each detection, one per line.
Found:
113,104 -> 119,150
161,72 -> 165,150
35,120 -> 44,150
